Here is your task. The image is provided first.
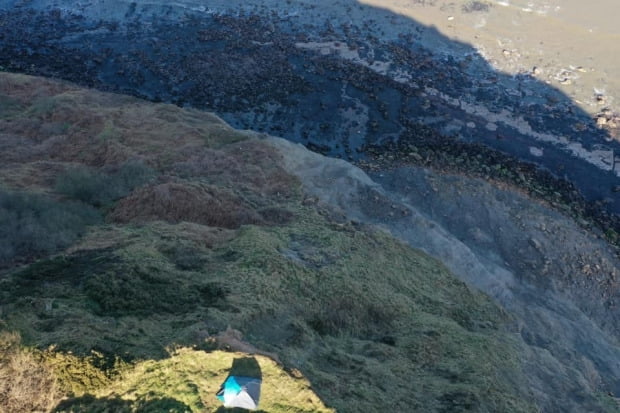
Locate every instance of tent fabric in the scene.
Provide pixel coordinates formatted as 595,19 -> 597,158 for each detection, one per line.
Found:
216,375 -> 261,409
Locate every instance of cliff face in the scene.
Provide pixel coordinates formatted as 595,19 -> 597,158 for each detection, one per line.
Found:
0,73 -> 619,412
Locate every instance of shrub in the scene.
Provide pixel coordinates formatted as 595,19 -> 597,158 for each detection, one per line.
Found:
0,332 -> 61,413
54,167 -> 106,205
55,161 -> 155,207
162,244 -> 209,271
0,189 -> 101,267
84,265 -> 227,316
3,247 -> 227,317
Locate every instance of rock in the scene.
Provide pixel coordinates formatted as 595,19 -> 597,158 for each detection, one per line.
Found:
529,237 -> 542,250
596,116 -> 608,127
411,152 -> 423,162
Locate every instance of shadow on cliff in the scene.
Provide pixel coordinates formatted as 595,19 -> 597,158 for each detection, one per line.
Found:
53,395 -> 191,413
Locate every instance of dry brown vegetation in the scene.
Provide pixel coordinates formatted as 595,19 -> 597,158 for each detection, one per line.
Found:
171,139 -> 301,199
0,73 -> 76,102
0,332 -> 61,413
0,72 -> 250,175
0,71 -> 299,224
110,181 -> 264,228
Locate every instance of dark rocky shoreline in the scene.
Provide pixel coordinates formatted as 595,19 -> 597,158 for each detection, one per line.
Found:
1,3 -> 619,235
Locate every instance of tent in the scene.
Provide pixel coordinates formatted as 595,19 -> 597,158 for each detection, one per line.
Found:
216,375 -> 261,410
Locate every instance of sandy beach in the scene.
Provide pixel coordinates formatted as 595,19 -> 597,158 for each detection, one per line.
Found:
359,0 -> 620,115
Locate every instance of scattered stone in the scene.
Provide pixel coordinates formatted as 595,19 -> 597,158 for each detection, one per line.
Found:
462,1 -> 490,13
529,147 -> 544,157
485,122 -> 498,131
573,122 -> 587,132
410,152 -> 423,162
529,238 -> 542,250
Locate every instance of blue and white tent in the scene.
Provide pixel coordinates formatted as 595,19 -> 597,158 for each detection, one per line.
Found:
216,375 -> 261,410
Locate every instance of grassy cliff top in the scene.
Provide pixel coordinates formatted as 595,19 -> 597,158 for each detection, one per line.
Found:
0,72 -> 545,412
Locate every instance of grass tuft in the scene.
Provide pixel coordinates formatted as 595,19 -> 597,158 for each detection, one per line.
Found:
55,161 -> 155,208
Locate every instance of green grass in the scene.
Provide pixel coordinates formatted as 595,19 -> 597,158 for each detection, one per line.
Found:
0,72 -> 549,412
96,120 -> 122,142
51,348 -> 333,413
1,331 -> 332,413
0,208 -> 537,412
595,392 -> 620,413
211,219 -> 536,412
26,96 -> 58,117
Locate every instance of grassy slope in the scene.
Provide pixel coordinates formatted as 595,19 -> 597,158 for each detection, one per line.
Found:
0,72 -> 541,412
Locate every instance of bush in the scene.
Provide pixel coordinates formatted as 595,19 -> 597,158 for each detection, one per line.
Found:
84,265 -> 227,316
2,247 -> 227,317
162,244 -> 209,271
0,332 -> 61,413
55,161 -> 155,207
0,189 -> 101,267
109,182 -> 263,228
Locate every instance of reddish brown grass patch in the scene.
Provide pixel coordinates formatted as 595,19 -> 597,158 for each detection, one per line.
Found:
173,139 -> 300,199
110,182 -> 264,229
